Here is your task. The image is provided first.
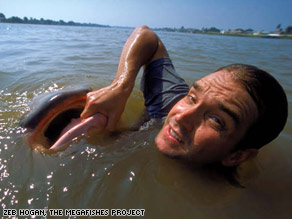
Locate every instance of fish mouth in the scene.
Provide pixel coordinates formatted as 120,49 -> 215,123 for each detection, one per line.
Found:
21,85 -> 91,150
44,107 -> 83,146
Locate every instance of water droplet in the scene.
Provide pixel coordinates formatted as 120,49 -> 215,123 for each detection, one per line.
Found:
28,198 -> 34,205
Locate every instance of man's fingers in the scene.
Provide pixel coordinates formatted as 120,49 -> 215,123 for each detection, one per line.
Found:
80,106 -> 88,118
80,105 -> 93,119
81,92 -> 97,118
80,111 -> 88,119
106,113 -> 120,132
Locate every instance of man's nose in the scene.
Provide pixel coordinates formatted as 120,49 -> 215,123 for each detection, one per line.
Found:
174,106 -> 200,132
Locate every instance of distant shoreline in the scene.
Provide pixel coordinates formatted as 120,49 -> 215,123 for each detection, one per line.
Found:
2,22 -> 292,40
1,13 -> 291,40
196,31 -> 292,40
154,28 -> 292,40
0,14 -> 110,28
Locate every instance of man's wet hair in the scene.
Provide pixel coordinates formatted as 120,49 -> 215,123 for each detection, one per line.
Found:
216,64 -> 288,151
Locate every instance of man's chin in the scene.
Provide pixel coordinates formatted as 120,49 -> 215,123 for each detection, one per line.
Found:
155,135 -> 183,158
155,136 -> 201,163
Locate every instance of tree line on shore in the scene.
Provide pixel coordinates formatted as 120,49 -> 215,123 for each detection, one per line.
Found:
0,12 -> 109,28
1,12 -> 291,36
155,25 -> 292,35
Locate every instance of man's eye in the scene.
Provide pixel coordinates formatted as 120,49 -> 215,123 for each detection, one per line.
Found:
187,95 -> 196,103
211,116 -> 221,124
209,115 -> 226,131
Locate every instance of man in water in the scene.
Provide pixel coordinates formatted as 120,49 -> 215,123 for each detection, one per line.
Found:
80,25 -> 288,167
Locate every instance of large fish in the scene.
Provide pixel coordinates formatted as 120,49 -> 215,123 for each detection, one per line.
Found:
21,85 -> 106,152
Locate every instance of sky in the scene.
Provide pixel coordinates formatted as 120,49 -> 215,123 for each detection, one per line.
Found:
1,0 -> 292,31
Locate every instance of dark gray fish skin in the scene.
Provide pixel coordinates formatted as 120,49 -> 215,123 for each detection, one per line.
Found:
20,85 -> 91,130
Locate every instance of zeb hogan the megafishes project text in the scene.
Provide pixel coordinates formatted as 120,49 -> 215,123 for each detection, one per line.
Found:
3,208 -> 146,217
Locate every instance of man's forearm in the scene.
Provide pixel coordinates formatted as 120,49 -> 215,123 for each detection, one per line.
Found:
112,25 -> 160,96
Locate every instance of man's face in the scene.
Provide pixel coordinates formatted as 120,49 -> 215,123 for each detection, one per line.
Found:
155,70 -> 258,164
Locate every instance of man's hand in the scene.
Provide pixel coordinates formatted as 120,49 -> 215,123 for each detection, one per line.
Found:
80,83 -> 130,131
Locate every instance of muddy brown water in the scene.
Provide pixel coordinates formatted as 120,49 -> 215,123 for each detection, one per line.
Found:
0,23 -> 291,218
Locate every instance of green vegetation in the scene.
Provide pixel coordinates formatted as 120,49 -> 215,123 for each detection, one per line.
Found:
1,12 -> 291,39
154,25 -> 292,39
0,12 -> 109,28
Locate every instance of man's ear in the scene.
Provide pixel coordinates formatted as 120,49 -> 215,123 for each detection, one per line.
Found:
221,149 -> 258,167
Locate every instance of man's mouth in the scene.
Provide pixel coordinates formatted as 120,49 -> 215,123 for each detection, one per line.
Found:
169,127 -> 184,144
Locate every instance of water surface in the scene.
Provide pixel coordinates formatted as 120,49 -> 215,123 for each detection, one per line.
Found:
0,23 -> 292,218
